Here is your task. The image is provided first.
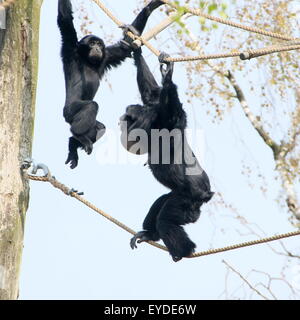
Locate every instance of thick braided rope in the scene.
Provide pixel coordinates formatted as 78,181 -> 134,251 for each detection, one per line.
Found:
161,0 -> 296,42
24,174 -> 168,253
91,0 -> 160,56
132,11 -> 187,48
240,44 -> 300,60
192,231 -> 300,257
165,51 -> 241,62
0,0 -> 15,9
91,0 -> 300,62
91,0 -> 123,26
24,173 -> 300,259
163,44 -> 300,62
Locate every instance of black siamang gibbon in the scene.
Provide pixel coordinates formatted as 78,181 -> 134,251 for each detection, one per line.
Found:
57,0 -> 163,169
120,49 -> 214,262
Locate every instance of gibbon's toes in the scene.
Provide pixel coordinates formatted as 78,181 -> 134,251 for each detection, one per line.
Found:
172,255 -> 183,262
169,240 -> 196,262
85,144 -> 93,155
130,236 -> 138,249
130,231 -> 150,249
70,159 -> 78,169
65,155 -> 78,169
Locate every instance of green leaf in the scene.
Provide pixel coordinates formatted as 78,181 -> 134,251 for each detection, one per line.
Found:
219,11 -> 228,19
208,3 -> 218,14
199,17 -> 206,25
199,1 -> 206,9
221,3 -> 227,11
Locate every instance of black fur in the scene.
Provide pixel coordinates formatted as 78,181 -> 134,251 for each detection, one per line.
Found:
121,49 -> 214,262
57,0 -> 164,168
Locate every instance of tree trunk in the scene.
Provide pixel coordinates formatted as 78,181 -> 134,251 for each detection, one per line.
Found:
0,0 -> 42,300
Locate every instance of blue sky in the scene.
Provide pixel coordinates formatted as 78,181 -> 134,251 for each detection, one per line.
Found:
18,0 -> 300,299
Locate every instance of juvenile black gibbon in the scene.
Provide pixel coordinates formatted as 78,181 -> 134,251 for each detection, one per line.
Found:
57,0 -> 164,168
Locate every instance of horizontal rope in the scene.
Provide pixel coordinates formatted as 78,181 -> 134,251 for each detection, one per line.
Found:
24,172 -> 300,259
164,44 -> 300,62
165,51 -> 241,62
91,0 -> 300,62
240,44 -> 300,60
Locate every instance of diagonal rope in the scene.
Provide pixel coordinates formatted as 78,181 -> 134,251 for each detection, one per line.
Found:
91,0 -> 161,57
192,231 -> 300,257
91,0 -> 300,62
160,0 -> 297,41
24,173 -> 168,252
132,11 -> 188,48
24,171 -> 300,259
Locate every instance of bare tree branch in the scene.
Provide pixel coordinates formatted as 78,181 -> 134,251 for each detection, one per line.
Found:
222,260 -> 270,300
224,70 -> 280,156
176,17 -> 300,222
